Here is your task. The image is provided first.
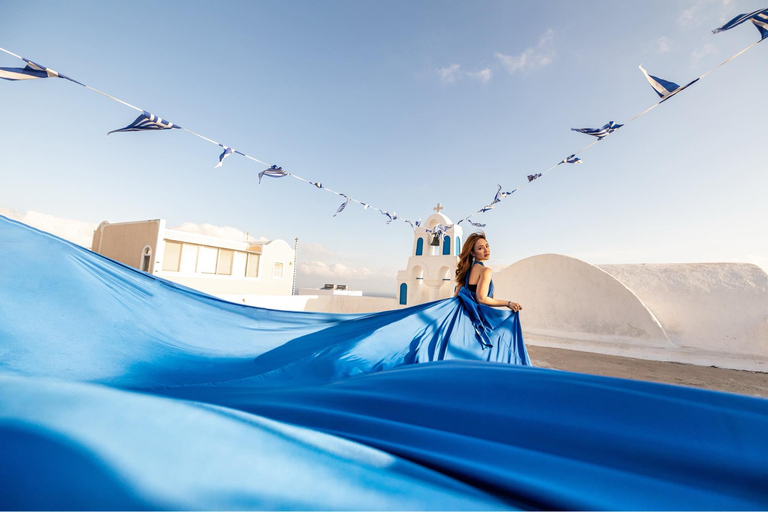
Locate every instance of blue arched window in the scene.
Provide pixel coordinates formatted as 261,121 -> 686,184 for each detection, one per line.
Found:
415,237 -> 424,256
442,235 -> 451,255
399,283 -> 408,305
455,236 -> 461,256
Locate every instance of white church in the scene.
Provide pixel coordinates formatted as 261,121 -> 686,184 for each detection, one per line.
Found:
395,203 -> 463,307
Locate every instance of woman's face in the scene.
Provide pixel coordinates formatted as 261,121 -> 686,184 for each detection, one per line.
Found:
472,238 -> 490,261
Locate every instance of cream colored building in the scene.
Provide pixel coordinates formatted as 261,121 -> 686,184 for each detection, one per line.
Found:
92,219 -> 295,297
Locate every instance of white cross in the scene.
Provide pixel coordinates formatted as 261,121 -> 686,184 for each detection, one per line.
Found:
433,203 -> 444,213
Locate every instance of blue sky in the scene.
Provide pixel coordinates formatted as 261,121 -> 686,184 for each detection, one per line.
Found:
1,0 -> 766,296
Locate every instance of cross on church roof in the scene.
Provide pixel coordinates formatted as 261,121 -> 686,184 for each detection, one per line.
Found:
433,203 -> 444,213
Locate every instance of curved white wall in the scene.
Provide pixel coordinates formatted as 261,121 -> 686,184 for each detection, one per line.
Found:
493,254 -> 672,347
598,263 -> 768,356
494,254 -> 768,358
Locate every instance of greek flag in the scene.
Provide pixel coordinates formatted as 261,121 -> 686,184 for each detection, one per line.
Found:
478,204 -> 495,213
559,154 -> 582,165
214,146 -> 233,169
333,195 -> 350,217
465,217 -> 486,228
258,165 -> 288,184
571,121 -> 623,140
405,219 -> 422,230
381,211 -> 398,224
713,8 -> 768,39
0,58 -> 84,85
527,173 -> 542,182
493,185 -> 514,203
108,111 -> 182,136
754,11 -> 768,39
427,224 -> 447,237
310,181 -> 323,189
360,202 -> 369,210
638,65 -> 699,102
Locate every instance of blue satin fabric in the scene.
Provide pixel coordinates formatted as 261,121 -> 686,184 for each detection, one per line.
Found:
1,214 -> 767,510
459,261 -> 505,350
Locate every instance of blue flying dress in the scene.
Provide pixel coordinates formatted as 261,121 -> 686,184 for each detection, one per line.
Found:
454,261 -> 531,365
2,214 -> 768,511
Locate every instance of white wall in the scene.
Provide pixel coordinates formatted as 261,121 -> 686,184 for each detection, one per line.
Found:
598,263 -> 768,356
493,254 -> 672,347
493,254 -> 768,364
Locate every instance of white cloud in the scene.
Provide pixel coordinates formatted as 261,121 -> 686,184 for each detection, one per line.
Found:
495,28 -> 556,75
467,68 -> 493,83
0,207 -> 97,248
170,222 -> 267,242
437,63 -> 461,84
678,4 -> 700,27
691,43 -> 718,62
680,0 -> 737,29
299,241 -> 337,260
299,261 -> 374,279
437,63 -> 493,85
657,36 -> 673,53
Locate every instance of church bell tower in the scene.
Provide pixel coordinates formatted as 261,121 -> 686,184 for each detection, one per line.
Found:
395,203 -> 464,307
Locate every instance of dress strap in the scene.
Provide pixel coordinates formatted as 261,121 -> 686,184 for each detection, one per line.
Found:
465,261 -> 484,286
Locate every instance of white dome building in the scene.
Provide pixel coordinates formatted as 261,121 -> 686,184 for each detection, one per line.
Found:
395,204 -> 464,307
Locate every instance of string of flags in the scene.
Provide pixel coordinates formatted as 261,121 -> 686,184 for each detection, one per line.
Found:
1,6 -> 766,232
453,7 -> 767,227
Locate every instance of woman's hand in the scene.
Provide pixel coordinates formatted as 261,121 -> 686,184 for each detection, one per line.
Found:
507,301 -> 522,313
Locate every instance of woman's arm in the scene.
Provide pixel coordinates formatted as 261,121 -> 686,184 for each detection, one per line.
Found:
476,267 -> 523,312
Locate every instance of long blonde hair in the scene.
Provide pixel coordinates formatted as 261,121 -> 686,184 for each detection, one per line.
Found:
455,231 -> 486,287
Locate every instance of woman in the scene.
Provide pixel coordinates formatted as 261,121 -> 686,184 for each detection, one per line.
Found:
455,231 -> 522,313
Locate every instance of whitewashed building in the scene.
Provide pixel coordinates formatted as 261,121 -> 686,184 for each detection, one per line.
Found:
395,204 -> 463,307
92,219 -> 295,297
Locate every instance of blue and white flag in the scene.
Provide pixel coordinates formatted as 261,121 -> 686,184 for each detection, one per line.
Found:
405,218 -> 422,230
427,224 -> 446,237
527,173 -> 542,182
559,154 -> 582,165
571,121 -> 623,140
713,8 -> 768,39
638,65 -> 699,102
360,202 -> 369,209
333,194 -> 350,217
107,111 -> 181,136
493,185 -> 514,203
310,181 -> 323,189
0,58 -> 84,85
258,165 -> 288,184
478,204 -> 495,213
214,145 -> 233,169
465,217 -> 486,228
381,210 -> 398,224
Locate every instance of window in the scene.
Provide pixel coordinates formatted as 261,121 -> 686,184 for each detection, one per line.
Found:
180,244 -> 199,273
399,283 -> 407,305
442,235 -> 451,255
198,246 -> 218,274
456,236 -> 460,256
217,249 -> 234,276
415,237 -> 424,256
246,253 -> 260,278
162,241 -> 181,271
141,246 -> 152,272
273,262 -> 284,279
